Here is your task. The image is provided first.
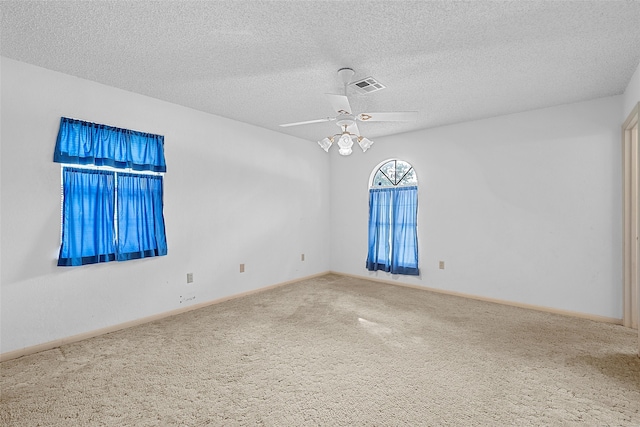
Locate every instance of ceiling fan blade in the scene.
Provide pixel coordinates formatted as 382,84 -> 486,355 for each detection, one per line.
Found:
357,112 -> 418,122
325,94 -> 353,115
279,118 -> 333,127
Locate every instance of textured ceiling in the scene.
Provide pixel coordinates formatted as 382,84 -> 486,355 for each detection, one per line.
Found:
2,1 -> 640,142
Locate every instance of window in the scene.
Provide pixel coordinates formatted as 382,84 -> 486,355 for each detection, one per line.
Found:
371,159 -> 417,187
58,167 -> 168,266
54,117 -> 167,266
366,160 -> 419,276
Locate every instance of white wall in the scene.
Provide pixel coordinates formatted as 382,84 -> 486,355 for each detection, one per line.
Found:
0,58 -> 331,354
1,55 -> 631,355
330,96 -> 623,319
623,61 -> 640,119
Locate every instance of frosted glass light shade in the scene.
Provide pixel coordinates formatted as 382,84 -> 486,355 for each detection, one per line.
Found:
318,137 -> 333,152
337,133 -> 354,156
337,133 -> 353,149
358,137 -> 374,152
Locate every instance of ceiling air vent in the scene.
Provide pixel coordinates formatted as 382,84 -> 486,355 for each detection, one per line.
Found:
348,76 -> 386,95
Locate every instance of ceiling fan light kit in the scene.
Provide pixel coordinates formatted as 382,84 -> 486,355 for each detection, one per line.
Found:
316,122 -> 375,156
319,130 -> 371,157
280,68 -> 417,156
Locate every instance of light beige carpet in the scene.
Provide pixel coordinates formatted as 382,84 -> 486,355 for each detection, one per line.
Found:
1,273 -> 639,426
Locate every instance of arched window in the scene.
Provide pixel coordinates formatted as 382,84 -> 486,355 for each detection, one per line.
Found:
366,159 -> 419,276
371,159 -> 417,188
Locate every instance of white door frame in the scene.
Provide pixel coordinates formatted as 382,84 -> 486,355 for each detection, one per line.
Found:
622,102 -> 639,356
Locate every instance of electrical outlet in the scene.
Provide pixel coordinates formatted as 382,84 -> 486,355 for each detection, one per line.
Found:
439,261 -> 445,270
239,263 -> 245,273
301,253 -> 305,261
186,273 -> 193,283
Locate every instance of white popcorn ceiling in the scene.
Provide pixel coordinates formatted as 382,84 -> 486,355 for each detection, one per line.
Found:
2,1 -> 640,142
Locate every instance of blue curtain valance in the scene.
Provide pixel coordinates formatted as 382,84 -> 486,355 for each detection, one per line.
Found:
54,117 -> 166,172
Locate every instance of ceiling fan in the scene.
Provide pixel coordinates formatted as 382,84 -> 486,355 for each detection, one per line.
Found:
279,68 -> 418,155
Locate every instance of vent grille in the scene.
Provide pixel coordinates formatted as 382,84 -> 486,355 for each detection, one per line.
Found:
348,76 -> 386,95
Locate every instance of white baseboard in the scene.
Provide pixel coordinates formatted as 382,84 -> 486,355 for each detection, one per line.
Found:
331,271 -> 623,325
0,271 -> 330,362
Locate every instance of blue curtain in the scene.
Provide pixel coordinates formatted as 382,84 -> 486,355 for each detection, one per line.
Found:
390,186 -> 419,275
54,117 -> 166,172
366,186 -> 419,276
366,188 -> 393,272
117,173 -> 168,261
58,168 -> 116,266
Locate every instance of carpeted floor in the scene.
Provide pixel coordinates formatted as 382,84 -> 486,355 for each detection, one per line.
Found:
1,273 -> 639,426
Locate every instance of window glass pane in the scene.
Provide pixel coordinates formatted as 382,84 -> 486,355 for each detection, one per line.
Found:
380,160 -> 396,184
373,170 -> 394,187
395,161 -> 411,184
399,167 -> 417,186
